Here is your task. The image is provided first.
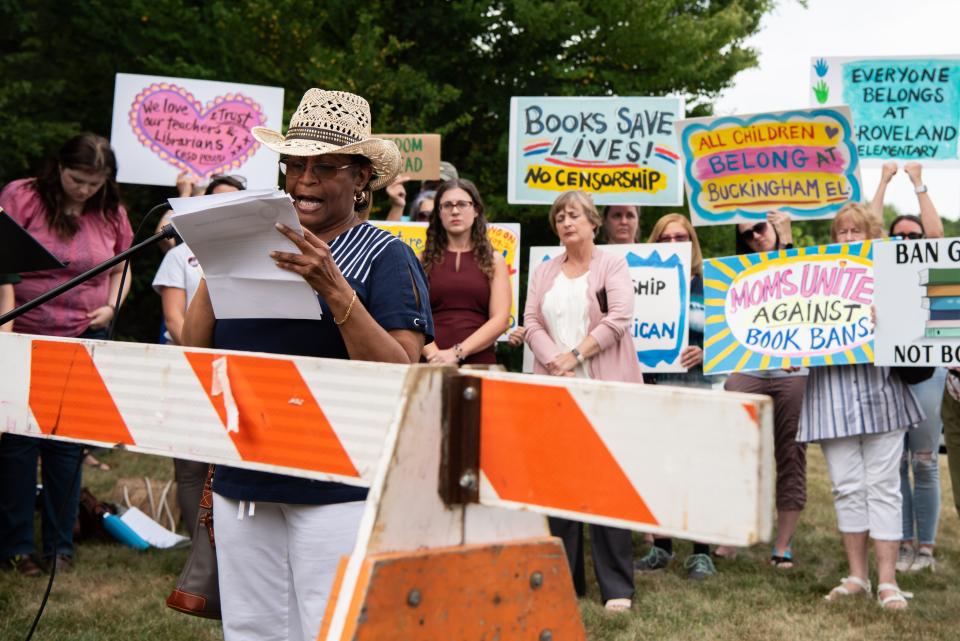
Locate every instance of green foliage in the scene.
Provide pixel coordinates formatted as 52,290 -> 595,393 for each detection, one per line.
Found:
0,0 -> 775,341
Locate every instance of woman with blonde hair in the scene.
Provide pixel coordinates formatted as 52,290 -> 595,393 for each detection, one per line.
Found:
421,178 -> 510,365
524,189 -> 642,611
798,202 -> 922,610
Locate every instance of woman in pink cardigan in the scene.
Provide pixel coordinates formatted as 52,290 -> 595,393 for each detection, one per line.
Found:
524,190 -> 642,612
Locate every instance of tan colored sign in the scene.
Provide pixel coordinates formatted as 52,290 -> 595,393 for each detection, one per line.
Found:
376,133 -> 441,180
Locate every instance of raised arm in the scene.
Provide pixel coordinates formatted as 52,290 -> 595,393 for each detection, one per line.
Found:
869,161 -> 897,227
904,162 -> 944,238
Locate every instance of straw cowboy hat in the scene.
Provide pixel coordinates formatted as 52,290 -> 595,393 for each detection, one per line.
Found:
252,89 -> 401,190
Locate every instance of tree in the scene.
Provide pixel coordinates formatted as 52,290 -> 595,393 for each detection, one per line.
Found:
1,0 -> 777,341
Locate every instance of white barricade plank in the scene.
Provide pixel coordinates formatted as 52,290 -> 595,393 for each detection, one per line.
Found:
471,370 -> 774,546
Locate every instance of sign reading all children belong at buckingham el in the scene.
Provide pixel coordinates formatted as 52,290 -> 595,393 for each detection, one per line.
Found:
810,56 -> 960,165
678,107 -> 862,226
508,97 -> 685,206
703,241 -> 875,375
523,243 -> 691,373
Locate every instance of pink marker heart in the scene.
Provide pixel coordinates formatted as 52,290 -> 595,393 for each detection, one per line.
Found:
129,83 -> 266,178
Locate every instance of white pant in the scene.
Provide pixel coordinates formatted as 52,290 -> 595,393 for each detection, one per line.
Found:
820,429 -> 905,540
213,495 -> 364,641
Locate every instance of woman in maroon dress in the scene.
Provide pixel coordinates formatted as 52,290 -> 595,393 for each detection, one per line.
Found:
421,179 -> 510,365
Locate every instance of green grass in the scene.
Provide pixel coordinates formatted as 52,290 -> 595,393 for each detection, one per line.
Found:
1,447 -> 958,640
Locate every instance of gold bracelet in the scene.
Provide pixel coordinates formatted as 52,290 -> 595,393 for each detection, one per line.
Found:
334,290 -> 358,326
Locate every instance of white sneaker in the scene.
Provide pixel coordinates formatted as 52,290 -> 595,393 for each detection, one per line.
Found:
910,548 -> 936,572
895,544 -> 915,572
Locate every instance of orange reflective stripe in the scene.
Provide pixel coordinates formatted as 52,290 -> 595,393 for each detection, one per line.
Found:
742,402 -> 760,427
479,379 -> 658,525
185,352 -> 359,476
28,340 -> 133,444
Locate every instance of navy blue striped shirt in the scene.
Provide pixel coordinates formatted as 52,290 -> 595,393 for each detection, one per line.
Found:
212,222 -> 433,504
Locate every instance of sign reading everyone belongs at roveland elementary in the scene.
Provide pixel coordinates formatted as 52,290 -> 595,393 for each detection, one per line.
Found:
522,243 -> 691,373
874,237 -> 960,366
677,107 -> 862,226
703,241 -> 875,375
110,73 -> 284,189
507,96 -> 685,206
810,56 -> 960,165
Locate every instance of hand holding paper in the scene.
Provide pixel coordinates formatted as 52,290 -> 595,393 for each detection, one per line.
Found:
169,189 -> 324,320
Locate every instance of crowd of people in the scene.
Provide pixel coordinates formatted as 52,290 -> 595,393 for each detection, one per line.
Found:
1,87 -> 958,637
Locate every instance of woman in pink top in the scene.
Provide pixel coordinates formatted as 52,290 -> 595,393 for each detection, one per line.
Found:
0,133 -> 132,576
524,190 -> 642,612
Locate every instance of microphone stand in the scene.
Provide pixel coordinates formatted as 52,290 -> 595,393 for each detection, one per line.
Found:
0,204 -> 178,329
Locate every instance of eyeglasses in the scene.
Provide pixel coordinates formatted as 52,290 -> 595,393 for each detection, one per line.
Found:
279,158 -> 357,180
658,233 -> 690,243
738,221 -> 768,243
439,200 -> 474,212
899,232 -> 924,240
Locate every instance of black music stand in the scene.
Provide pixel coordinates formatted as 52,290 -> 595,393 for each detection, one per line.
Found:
0,209 -> 67,273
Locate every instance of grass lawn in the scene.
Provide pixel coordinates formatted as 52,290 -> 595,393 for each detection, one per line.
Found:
1,446 -> 957,640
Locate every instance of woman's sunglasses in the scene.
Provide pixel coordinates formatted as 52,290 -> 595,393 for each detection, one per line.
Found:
738,221 -> 768,243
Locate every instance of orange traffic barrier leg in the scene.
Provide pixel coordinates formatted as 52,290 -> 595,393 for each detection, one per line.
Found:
319,537 -> 585,641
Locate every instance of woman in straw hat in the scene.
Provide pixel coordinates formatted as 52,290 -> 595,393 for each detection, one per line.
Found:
182,88 -> 434,641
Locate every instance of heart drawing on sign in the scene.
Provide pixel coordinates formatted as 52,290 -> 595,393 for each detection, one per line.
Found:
128,83 -> 266,178
824,125 -> 839,140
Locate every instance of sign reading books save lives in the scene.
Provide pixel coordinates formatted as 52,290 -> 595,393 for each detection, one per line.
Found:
874,237 -> 960,366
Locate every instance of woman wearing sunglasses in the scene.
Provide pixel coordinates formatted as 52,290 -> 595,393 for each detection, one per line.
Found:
872,162 -> 946,574
720,211 -> 808,567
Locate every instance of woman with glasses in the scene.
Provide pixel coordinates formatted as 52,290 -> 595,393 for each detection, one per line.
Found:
800,203 -> 922,610
524,190 -> 643,612
720,211 -> 808,567
421,179 -> 510,365
872,162 -> 946,573
182,89 -> 433,641
633,214 -> 718,580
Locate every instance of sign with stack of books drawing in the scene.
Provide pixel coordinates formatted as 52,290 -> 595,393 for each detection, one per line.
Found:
874,237 -> 960,366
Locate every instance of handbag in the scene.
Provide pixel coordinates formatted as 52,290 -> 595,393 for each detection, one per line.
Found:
165,465 -> 221,619
892,366 -> 936,386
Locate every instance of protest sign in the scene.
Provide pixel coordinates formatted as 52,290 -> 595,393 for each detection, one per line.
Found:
376,134 -> 440,180
110,73 -> 284,189
508,96 -> 685,206
677,107 -> 862,226
874,237 -> 960,366
810,56 -> 960,165
522,243 -> 692,373
703,241 -> 875,374
371,221 -> 520,341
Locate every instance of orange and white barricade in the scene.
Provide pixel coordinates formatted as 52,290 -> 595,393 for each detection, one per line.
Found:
0,333 -> 773,640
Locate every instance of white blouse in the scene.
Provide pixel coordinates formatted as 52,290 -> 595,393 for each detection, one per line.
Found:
541,271 -> 591,379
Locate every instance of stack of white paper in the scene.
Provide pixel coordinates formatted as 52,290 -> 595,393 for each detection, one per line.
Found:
169,189 -> 323,320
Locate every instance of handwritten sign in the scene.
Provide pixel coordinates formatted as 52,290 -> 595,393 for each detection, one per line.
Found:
703,241 -> 875,374
371,221 -> 521,342
874,237 -> 960,366
522,243 -> 691,373
811,56 -> 960,165
110,73 -> 284,189
376,134 -> 440,180
677,107 -> 862,226
507,96 -> 685,206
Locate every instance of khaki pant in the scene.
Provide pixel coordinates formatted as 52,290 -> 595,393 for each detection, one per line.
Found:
940,385 -> 960,519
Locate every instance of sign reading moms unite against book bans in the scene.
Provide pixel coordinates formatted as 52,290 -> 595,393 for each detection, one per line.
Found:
508,96 -> 685,206
677,107 -> 862,226
810,56 -> 960,165
874,237 -> 960,366
704,242 -> 875,374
